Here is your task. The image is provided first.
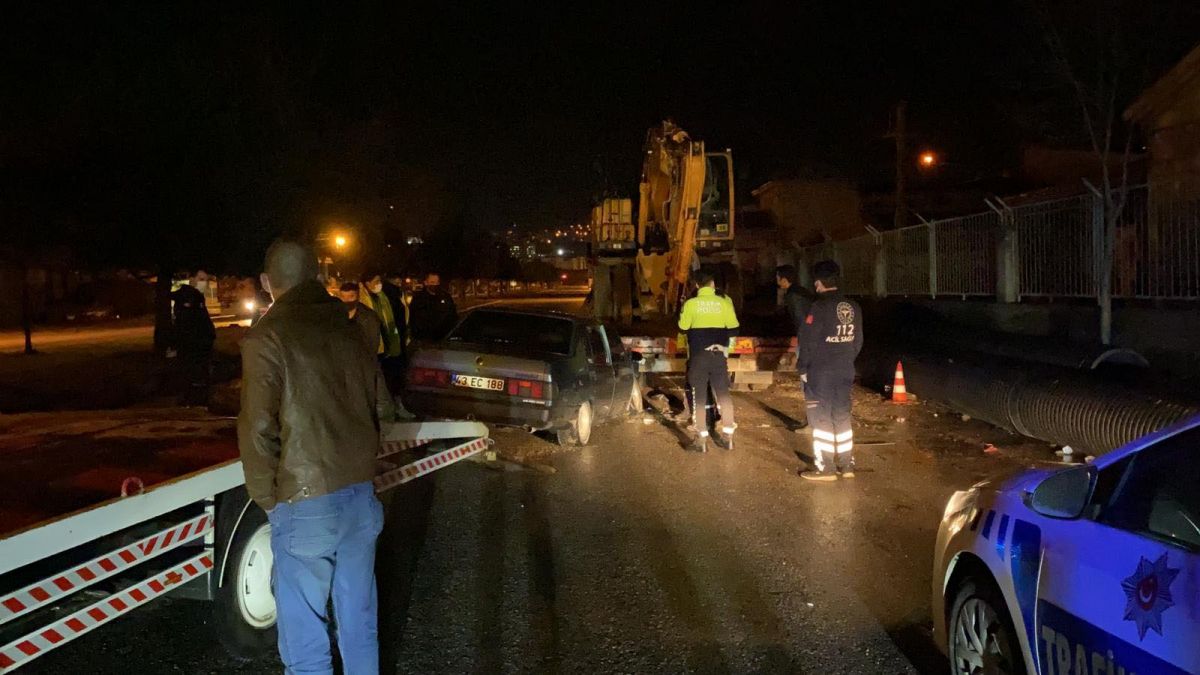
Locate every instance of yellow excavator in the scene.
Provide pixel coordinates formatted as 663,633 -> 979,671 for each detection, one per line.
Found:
590,120 -> 738,323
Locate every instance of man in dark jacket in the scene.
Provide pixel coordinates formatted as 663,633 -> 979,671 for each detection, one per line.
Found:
776,264 -> 811,336
338,281 -> 383,354
409,272 -> 458,342
797,260 -> 863,481
239,239 -> 395,674
170,269 -> 217,405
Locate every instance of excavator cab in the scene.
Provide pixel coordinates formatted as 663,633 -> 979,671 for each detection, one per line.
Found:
696,151 -> 735,254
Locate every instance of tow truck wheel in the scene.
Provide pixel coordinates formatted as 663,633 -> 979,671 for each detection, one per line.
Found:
947,577 -> 1026,675
215,504 -> 277,659
556,401 -> 593,446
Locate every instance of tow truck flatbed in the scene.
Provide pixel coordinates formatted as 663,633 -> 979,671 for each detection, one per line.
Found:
0,410 -> 237,544
0,408 -> 489,671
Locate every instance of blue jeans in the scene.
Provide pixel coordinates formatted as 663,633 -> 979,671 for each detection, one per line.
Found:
268,482 -> 384,675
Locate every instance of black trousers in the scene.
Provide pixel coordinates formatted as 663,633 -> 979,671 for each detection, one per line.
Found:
804,370 -> 854,473
687,349 -> 736,434
178,346 -> 213,406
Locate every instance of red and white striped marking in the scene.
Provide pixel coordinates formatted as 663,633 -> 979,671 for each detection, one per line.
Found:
377,438 -> 432,460
0,513 -> 212,626
623,336 -> 795,357
0,553 -> 212,672
374,437 -> 488,493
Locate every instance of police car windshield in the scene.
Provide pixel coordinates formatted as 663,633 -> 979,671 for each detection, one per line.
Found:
447,310 -> 574,355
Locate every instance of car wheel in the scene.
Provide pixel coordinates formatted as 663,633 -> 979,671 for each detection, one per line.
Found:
947,577 -> 1027,675
626,377 -> 644,416
557,401 -> 593,446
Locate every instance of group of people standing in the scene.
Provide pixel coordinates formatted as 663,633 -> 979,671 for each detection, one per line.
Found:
676,259 -> 863,481
337,271 -> 459,386
166,267 -> 461,407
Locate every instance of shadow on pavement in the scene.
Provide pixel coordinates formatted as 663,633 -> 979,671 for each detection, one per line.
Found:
889,621 -> 949,675
377,475 -> 438,675
748,398 -> 808,433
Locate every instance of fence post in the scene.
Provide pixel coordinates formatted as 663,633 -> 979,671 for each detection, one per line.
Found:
927,222 -> 938,299
867,227 -> 887,298
988,198 -> 1018,302
1083,181 -> 1111,344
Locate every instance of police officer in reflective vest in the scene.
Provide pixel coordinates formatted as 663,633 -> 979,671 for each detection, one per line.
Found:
677,270 -> 739,452
798,260 -> 863,480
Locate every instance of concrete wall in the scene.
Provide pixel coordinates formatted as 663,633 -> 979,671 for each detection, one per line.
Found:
752,180 -> 865,246
900,298 -> 1200,375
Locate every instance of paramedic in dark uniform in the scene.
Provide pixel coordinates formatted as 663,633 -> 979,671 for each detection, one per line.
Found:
677,270 -> 740,452
797,260 -> 863,480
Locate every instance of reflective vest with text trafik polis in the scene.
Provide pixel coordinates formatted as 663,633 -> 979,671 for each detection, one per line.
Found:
677,287 -> 740,354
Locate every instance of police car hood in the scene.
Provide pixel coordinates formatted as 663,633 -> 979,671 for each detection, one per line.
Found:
975,462 -> 1070,499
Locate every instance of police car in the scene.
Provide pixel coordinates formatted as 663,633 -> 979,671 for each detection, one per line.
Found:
932,415 -> 1200,675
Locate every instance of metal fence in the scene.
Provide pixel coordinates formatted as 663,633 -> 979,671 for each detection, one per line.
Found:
935,211 -> 998,296
797,183 -> 1200,302
1013,194 -> 1096,298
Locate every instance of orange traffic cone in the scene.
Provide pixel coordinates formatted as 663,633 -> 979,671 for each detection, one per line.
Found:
891,361 -> 909,403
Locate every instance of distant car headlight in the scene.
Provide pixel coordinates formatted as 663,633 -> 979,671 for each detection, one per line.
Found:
243,299 -> 257,312
942,488 -> 980,536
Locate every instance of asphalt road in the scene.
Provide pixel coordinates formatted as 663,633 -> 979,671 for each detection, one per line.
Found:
0,295 -> 586,354
18,378 -> 1044,674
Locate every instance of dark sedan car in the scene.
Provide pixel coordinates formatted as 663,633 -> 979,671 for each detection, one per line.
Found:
402,308 -> 643,445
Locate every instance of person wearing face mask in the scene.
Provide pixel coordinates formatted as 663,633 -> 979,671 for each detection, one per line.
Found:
358,273 -> 403,358
170,268 -> 217,406
409,272 -> 458,342
338,282 -> 383,354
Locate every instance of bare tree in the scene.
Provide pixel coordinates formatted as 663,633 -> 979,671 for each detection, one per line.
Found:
1033,2 -> 1134,345
1031,0 -> 1199,344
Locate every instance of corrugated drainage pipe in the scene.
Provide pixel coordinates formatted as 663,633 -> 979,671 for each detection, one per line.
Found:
902,358 -> 1199,454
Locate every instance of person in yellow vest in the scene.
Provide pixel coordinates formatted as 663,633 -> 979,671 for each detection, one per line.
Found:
677,270 -> 739,452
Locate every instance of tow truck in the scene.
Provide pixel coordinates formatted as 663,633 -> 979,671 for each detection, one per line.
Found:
0,408 -> 488,671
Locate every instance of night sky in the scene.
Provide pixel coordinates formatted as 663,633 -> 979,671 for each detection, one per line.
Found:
2,1 -> 1197,273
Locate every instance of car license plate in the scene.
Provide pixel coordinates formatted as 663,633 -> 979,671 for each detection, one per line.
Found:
452,374 -> 505,392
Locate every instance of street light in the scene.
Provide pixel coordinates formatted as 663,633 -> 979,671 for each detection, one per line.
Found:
918,151 -> 938,169
334,234 -> 348,249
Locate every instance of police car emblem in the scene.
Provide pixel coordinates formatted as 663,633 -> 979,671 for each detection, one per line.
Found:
1120,552 -> 1179,640
836,302 -> 854,325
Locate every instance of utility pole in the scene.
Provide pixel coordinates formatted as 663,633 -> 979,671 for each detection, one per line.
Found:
890,100 -> 908,230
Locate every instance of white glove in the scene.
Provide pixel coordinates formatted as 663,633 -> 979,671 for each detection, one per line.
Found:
800,373 -> 808,384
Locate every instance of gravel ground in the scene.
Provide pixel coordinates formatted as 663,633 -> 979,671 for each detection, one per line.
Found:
19,377 -> 1055,674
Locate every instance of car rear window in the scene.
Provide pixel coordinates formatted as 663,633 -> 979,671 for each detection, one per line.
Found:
447,310 -> 574,355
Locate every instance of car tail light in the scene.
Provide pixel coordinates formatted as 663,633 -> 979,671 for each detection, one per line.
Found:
408,367 -> 449,388
507,379 -> 546,399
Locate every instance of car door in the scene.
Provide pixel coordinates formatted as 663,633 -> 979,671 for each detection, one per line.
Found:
584,324 -> 615,419
1034,426 -> 1200,675
604,325 -> 637,404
